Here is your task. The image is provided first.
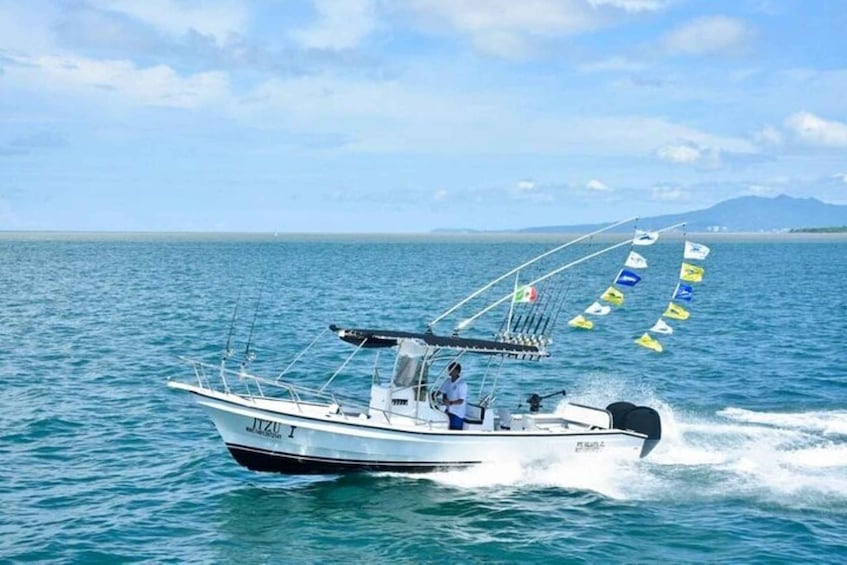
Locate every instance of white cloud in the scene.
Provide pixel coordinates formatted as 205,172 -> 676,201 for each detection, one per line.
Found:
516,179 -> 537,191
410,0 -> 595,35
586,179 -> 610,190
4,54 -> 229,109
503,178 -> 556,203
833,173 -> 847,184
4,49 -> 760,161
785,111 -> 847,147
656,142 -> 702,163
434,188 -> 448,201
663,16 -> 751,56
578,117 -> 756,157
408,0 -> 593,57
753,125 -> 783,146
654,137 -> 745,167
406,0 -> 666,58
588,0 -> 668,12
292,0 -> 376,50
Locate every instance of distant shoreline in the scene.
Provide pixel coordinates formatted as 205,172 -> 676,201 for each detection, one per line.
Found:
2,230 -> 847,242
790,227 -> 847,234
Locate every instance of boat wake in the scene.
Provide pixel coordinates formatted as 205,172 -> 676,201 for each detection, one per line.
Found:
717,406 -> 847,436
647,405 -> 847,509
395,384 -> 847,511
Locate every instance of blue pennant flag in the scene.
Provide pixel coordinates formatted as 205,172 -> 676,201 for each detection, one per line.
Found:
674,283 -> 694,302
615,269 -> 642,287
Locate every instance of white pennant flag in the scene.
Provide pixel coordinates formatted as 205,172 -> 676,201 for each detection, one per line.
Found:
633,230 -> 659,246
650,318 -> 674,335
625,251 -> 648,269
585,301 -> 611,316
684,241 -> 710,260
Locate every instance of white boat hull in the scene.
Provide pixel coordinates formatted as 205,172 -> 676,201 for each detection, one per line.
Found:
174,383 -> 654,474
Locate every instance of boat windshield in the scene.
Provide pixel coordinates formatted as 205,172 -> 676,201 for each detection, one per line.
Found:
392,339 -> 429,387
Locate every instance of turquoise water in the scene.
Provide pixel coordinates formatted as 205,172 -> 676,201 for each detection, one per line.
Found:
2,234 -> 846,562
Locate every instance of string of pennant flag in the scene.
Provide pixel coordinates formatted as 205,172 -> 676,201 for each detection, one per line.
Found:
504,226 -> 710,353
634,240 -> 710,352
567,229 -> 655,331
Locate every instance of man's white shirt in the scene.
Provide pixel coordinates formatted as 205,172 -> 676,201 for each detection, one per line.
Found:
439,377 -> 468,419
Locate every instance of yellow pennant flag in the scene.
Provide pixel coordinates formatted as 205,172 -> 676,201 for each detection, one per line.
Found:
635,332 -> 663,352
680,262 -> 704,282
568,314 -> 594,330
600,286 -> 624,306
663,302 -> 690,321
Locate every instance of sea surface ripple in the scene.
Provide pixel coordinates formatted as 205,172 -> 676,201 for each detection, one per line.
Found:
1,234 -> 846,562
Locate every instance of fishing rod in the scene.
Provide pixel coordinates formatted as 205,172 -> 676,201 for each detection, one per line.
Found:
543,229 -> 606,336
506,276 -> 545,336
533,277 -> 563,336
537,263 -> 574,338
223,282 -> 244,362
218,282 -> 245,389
532,277 -> 558,334
241,281 -> 265,370
509,312 -> 524,334
456,237 -> 632,331
503,277 -> 545,336
497,308 -> 511,334
496,306 -> 517,336
546,223 -> 624,336
526,279 -> 554,336
518,280 -> 545,335
545,277 -> 572,338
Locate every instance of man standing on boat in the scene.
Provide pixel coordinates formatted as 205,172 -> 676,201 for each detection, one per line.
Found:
440,362 -> 467,430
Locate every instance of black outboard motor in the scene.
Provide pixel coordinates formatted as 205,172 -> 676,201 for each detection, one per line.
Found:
606,401 -> 636,429
606,402 -> 662,458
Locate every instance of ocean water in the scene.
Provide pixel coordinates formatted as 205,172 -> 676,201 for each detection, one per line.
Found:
2,233 -> 846,563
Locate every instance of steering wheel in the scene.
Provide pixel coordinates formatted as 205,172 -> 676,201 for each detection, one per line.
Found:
430,389 -> 445,407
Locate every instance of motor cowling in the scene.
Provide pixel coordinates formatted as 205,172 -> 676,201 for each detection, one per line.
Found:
605,402 -> 662,458
606,401 -> 636,430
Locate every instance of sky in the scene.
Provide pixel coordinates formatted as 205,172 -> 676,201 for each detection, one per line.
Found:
1,0 -> 846,232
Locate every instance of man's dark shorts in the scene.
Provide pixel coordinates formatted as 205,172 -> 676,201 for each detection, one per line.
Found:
447,413 -> 464,430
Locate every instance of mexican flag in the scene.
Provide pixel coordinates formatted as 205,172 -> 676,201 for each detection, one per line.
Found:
513,285 -> 538,303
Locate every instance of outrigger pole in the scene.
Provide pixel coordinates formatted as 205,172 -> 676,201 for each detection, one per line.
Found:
454,222 -> 686,333
428,217 -> 638,331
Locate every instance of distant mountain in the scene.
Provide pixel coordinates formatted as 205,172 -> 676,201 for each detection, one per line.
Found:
518,194 -> 847,233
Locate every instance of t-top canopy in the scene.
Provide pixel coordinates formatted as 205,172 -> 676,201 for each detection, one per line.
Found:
329,324 -> 548,358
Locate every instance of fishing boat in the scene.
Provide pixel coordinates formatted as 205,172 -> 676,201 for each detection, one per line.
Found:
168,220 -> 667,474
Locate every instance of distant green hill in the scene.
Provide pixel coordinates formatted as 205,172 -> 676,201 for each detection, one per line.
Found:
517,194 -> 847,233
